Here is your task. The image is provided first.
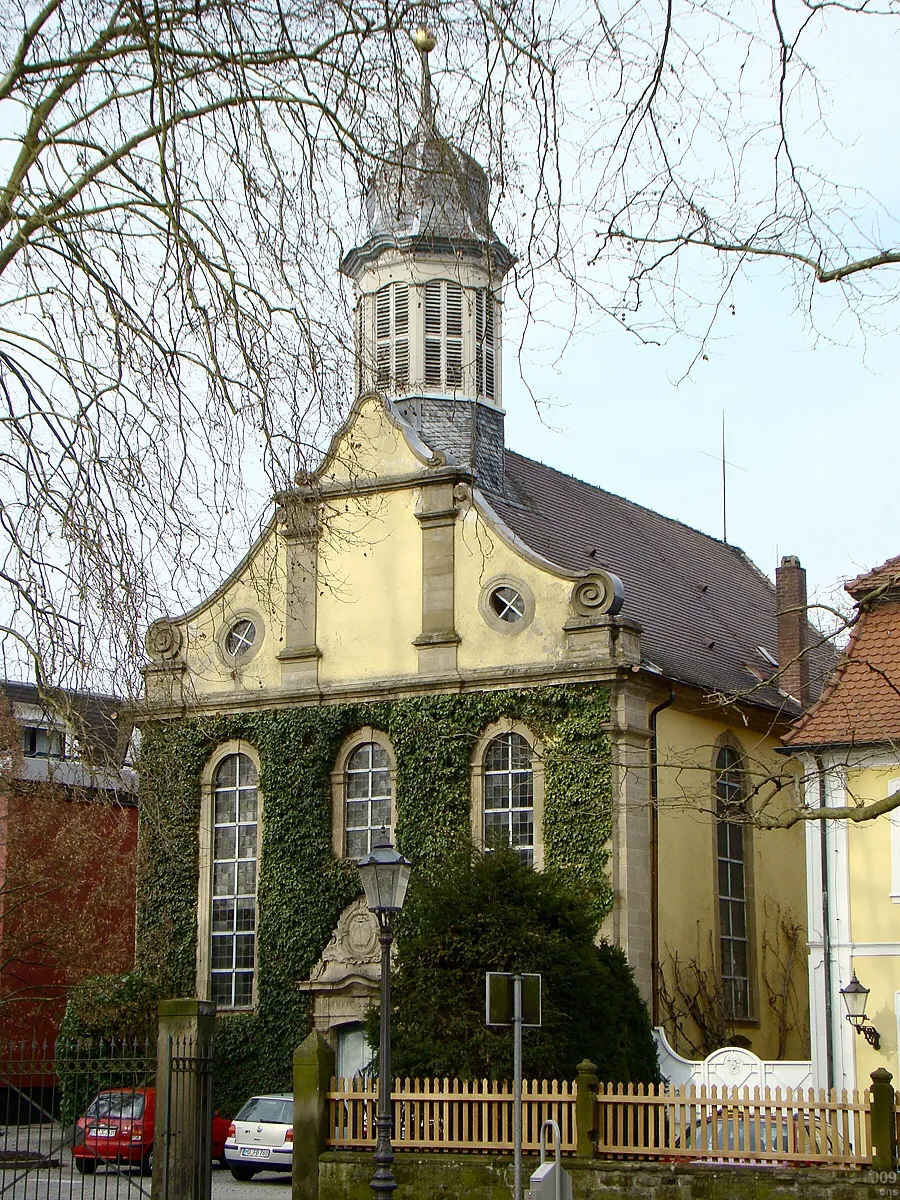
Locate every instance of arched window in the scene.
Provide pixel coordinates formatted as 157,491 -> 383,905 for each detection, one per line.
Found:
344,741 -> 392,858
716,746 -> 750,1020
483,731 -> 534,866
211,752 -> 258,1009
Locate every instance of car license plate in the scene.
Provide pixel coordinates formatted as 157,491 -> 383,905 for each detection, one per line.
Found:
89,1126 -> 117,1137
240,1148 -> 270,1159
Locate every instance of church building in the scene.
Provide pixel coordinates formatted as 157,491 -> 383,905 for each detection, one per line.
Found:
139,37 -> 824,1088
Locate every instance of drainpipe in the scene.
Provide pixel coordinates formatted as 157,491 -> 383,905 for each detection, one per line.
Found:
815,752 -> 835,1092
650,687 -> 676,1025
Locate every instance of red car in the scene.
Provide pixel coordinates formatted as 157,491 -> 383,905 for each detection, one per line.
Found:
72,1086 -> 230,1175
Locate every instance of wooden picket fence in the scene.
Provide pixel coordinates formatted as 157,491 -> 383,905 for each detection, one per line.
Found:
594,1082 -> 871,1167
327,1076 -> 878,1166
327,1076 -> 576,1153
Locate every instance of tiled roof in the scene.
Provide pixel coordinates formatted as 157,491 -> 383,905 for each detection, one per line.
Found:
783,579 -> 900,748
846,554 -> 900,601
494,452 -> 832,711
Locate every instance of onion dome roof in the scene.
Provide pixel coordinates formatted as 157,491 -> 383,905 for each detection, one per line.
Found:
365,129 -> 495,243
341,30 -> 513,279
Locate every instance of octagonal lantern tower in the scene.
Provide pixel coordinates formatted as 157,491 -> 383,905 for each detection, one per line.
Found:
340,30 -> 514,495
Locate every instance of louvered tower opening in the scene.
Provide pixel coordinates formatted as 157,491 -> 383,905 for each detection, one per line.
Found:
475,288 -> 495,401
373,282 -> 409,391
423,280 -> 464,390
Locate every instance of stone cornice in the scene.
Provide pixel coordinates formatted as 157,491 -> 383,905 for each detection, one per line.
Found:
139,658 -> 636,722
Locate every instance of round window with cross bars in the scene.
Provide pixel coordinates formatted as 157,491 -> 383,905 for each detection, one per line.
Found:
490,586 -> 525,624
479,577 -> 535,635
219,613 -> 264,665
226,619 -> 257,658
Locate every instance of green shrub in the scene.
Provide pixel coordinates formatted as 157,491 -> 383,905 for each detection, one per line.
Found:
379,847 -> 659,1084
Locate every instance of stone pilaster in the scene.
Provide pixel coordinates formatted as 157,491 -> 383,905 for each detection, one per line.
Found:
413,481 -> 460,675
602,680 -> 654,1009
277,498 -> 321,688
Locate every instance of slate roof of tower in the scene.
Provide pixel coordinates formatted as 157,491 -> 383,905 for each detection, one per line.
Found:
493,451 -> 833,712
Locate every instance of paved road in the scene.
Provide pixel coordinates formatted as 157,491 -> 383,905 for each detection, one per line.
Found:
0,1156 -> 290,1198
212,1163 -> 291,1199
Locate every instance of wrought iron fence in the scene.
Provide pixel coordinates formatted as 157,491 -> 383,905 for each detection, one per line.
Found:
0,1036 -> 155,1197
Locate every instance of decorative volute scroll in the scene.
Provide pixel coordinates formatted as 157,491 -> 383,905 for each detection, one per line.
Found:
569,571 -> 625,618
564,571 -> 639,664
144,619 -> 183,662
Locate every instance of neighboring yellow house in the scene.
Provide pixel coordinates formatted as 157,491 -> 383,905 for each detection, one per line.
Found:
783,555 -> 900,1092
138,44 -> 821,1077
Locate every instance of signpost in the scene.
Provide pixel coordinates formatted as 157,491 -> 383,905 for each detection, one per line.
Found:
486,972 -> 542,1200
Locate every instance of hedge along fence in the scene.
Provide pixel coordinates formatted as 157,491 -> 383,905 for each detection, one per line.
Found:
131,687 -> 614,1115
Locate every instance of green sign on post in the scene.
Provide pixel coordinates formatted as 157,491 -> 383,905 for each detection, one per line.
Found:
486,972 -> 542,1027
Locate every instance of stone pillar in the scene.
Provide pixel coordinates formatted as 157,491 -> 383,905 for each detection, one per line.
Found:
574,1059 -> 599,1158
870,1067 -> 896,1171
413,480 -> 460,674
292,1030 -> 336,1200
152,998 -> 216,1200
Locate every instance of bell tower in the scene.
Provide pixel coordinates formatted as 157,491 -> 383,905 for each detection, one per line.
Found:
340,28 -> 514,495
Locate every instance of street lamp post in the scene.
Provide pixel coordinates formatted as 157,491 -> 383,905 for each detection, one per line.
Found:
358,828 -> 412,1198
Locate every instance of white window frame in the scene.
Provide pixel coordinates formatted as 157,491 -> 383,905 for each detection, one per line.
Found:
330,727 -> 396,860
197,740 -> 262,1010
470,720 -> 545,870
889,778 -> 900,902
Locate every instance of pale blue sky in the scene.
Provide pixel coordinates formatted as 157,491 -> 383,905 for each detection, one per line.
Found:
499,5 -> 900,616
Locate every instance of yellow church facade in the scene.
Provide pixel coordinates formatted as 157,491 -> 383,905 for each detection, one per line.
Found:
139,44 -> 818,1075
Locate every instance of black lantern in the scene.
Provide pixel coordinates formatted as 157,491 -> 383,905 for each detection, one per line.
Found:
840,973 -> 881,1050
358,830 -> 412,915
358,829 -> 412,1197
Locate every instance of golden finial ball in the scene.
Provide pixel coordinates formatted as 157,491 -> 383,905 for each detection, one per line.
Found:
412,26 -> 436,53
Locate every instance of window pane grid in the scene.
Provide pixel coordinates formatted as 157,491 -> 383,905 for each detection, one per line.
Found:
483,732 -> 534,866
211,753 -> 258,1009
716,748 -> 750,1020
344,742 -> 392,857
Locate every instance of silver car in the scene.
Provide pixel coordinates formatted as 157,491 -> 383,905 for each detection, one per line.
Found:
223,1093 -> 293,1181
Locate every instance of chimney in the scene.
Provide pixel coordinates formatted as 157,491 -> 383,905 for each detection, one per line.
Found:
776,554 -> 810,707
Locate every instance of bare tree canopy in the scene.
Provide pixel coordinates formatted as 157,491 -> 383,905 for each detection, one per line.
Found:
0,0 -> 563,693
0,0 -> 895,698
575,0 -> 900,349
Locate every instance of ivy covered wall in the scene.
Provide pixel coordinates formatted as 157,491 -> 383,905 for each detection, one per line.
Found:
135,685 -> 613,1111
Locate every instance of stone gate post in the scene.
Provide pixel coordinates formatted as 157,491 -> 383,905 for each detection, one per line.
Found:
152,998 -> 216,1200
